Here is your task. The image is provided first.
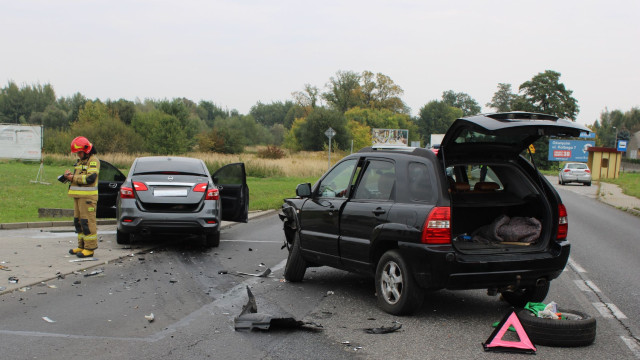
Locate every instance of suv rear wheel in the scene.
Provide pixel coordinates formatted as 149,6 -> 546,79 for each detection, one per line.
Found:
204,230 -> 220,248
116,229 -> 130,245
375,250 -> 424,315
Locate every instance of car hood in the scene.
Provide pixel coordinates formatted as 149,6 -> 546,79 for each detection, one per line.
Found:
440,112 -> 591,156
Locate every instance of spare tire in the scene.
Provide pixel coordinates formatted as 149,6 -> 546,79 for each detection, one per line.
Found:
517,308 -> 596,347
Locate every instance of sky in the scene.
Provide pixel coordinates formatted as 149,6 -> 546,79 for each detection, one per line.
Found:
1,0 -> 639,127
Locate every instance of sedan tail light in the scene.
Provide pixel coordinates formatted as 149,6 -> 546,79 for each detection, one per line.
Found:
421,207 -> 451,244
556,204 -> 568,240
563,169 -> 571,172
584,169 -> 591,173
133,181 -> 148,191
194,183 -> 219,200
120,187 -> 134,199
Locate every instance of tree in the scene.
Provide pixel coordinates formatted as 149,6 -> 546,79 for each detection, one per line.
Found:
517,70 -> 579,120
416,101 -> 463,144
322,70 -> 361,113
486,83 -> 515,112
0,81 -> 56,123
197,100 -> 228,127
132,110 -> 189,154
296,108 -> 349,151
441,90 -> 481,116
358,71 -> 407,113
73,101 -> 144,153
292,84 -> 320,116
106,99 -> 136,125
250,101 -> 295,127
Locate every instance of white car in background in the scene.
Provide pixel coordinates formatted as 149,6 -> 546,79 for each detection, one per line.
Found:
558,163 -> 592,186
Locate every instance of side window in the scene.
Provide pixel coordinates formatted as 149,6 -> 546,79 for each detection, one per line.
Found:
353,160 -> 395,200
318,159 -> 357,198
408,162 -> 436,202
99,160 -> 125,182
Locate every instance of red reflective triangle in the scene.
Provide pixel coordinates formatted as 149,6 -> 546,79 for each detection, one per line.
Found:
483,310 -> 536,354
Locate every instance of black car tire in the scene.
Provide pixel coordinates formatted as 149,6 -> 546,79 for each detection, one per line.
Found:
284,232 -> 307,282
204,231 -> 220,248
517,308 -> 596,347
375,250 -> 424,315
116,229 -> 130,245
501,282 -> 550,308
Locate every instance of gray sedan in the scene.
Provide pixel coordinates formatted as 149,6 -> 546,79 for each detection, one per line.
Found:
559,162 -> 592,186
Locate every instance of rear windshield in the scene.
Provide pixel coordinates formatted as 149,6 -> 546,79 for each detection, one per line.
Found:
453,128 -> 530,146
133,158 -> 206,175
567,163 -> 588,169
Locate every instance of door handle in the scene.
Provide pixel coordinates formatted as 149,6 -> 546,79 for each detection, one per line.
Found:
109,183 -> 118,188
372,208 -> 386,216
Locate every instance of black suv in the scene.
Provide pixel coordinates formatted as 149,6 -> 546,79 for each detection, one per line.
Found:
280,112 -> 589,315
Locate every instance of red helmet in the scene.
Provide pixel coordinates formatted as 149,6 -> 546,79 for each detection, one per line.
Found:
70,136 -> 93,154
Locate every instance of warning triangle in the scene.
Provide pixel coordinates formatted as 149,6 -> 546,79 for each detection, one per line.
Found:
483,309 -> 536,354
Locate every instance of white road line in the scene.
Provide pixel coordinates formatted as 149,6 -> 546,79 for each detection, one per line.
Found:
607,303 -> 628,319
584,280 -> 602,293
567,258 -> 586,273
592,302 -> 614,318
574,280 -> 591,292
592,302 -> 628,319
620,336 -> 640,358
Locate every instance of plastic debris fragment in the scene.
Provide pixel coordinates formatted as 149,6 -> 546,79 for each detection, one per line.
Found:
8,276 -> 19,284
84,269 -> 104,277
42,317 -> 56,323
365,323 -> 402,334
145,313 -> 155,322
236,268 -> 271,278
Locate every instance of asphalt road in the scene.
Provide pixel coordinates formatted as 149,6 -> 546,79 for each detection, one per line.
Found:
1,191 -> 640,359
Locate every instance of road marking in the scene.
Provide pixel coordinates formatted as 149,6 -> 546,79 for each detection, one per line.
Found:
592,302 -> 628,319
574,280 -> 591,292
567,258 -> 586,273
585,280 -> 602,293
620,336 -> 640,358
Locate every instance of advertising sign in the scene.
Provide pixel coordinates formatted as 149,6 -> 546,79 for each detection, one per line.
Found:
372,129 -> 408,147
548,139 -> 595,162
0,124 -> 42,160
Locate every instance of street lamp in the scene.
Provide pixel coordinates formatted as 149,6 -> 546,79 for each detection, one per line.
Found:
612,126 -> 618,148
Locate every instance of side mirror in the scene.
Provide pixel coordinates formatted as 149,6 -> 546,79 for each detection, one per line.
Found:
296,183 -> 312,198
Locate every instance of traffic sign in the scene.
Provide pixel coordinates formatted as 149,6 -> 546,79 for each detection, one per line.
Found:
325,127 -> 336,139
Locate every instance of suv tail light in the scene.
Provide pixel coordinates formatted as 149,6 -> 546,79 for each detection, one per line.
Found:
194,183 -> 219,200
421,207 -> 451,244
557,204 -> 568,240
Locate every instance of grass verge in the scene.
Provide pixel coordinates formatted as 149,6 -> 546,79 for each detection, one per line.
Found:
0,160 -> 315,223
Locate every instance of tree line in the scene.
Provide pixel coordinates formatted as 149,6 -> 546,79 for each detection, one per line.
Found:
1,69 -> 638,168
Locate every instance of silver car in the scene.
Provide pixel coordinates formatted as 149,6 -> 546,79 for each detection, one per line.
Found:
116,157 -> 249,247
558,162 -> 591,186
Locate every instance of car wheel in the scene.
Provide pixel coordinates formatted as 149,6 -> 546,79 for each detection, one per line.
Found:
375,249 -> 424,315
116,229 -> 130,245
283,231 -> 307,282
517,308 -> 596,347
558,178 -> 563,185
501,282 -> 550,308
204,230 -> 220,248
585,182 -> 591,186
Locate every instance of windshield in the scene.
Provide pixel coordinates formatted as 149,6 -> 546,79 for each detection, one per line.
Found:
453,128 -> 530,146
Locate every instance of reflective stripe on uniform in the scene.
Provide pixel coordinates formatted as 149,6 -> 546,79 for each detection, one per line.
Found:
69,186 -> 98,191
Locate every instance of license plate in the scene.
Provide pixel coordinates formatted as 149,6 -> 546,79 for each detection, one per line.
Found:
154,188 -> 188,197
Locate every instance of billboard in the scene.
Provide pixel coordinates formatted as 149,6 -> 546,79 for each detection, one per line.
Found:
548,139 -> 595,162
0,124 -> 42,160
372,128 -> 408,147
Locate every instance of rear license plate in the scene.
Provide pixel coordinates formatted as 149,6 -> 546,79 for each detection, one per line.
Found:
154,188 -> 188,197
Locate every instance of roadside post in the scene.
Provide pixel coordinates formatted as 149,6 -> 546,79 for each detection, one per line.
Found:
325,127 -> 336,170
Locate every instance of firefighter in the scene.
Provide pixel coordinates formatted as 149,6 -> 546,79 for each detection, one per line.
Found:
65,136 -> 100,258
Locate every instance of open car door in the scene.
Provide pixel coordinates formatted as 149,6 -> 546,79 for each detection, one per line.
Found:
97,160 -> 126,218
213,162 -> 249,223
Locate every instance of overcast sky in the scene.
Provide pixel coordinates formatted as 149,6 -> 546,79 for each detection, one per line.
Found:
2,0 -> 638,126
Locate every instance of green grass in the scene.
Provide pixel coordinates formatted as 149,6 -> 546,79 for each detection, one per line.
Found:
0,160 -> 315,223
602,172 -> 640,199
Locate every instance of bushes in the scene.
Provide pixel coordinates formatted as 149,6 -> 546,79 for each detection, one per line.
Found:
257,145 -> 286,159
